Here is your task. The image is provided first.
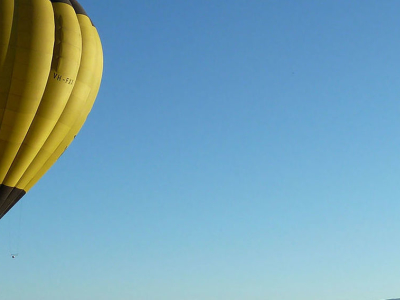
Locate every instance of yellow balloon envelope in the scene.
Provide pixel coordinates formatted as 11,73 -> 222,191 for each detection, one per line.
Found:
0,0 -> 103,218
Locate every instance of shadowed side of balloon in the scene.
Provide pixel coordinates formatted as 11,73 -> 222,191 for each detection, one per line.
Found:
0,184 -> 25,219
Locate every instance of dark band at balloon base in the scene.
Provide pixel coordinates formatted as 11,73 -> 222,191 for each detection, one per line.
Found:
0,185 -> 26,219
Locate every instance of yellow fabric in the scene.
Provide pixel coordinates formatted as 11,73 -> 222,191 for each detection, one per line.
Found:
0,0 -> 55,182
0,0 -> 103,193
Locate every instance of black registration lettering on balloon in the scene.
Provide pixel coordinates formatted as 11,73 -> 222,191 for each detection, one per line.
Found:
53,72 -> 75,85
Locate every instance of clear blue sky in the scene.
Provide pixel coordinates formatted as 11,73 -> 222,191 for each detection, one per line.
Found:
1,1 -> 400,299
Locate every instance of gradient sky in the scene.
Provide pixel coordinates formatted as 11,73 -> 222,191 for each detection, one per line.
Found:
1,1 -> 400,299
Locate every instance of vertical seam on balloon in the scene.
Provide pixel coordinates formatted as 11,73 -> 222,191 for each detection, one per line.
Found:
0,0 -> 19,135
2,2 -> 75,187
0,1 -> 55,186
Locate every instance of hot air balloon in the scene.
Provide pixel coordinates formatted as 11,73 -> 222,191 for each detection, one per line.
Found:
0,0 -> 103,219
